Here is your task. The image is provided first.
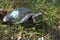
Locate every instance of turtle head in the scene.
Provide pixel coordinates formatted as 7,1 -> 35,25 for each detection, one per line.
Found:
32,13 -> 43,24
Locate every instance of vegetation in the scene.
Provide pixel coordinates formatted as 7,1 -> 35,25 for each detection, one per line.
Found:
0,0 -> 60,40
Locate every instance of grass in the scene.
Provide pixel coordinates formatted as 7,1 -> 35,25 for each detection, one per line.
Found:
0,0 -> 60,40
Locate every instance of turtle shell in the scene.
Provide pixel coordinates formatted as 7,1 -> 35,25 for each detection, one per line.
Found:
3,8 -> 35,24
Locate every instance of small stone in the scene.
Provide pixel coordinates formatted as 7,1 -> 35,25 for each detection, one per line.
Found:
58,26 -> 60,28
11,36 -> 13,39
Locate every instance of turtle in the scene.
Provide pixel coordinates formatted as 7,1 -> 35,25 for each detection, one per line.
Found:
3,8 -> 43,24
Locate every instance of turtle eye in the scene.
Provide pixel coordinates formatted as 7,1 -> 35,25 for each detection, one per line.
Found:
33,15 -> 38,18
34,16 -> 39,21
